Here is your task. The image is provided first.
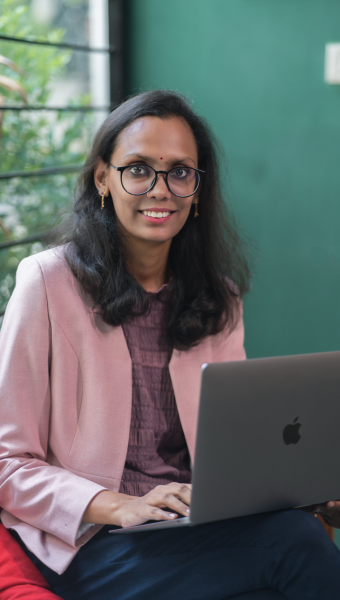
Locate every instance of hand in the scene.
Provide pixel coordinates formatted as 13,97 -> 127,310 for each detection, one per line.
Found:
114,482 -> 192,528
83,482 -> 192,528
322,500 -> 340,527
326,500 -> 340,510
301,500 -> 340,528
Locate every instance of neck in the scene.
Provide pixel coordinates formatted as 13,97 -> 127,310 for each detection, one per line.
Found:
125,237 -> 171,292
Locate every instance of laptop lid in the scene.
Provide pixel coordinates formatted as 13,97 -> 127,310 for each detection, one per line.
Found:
190,351 -> 340,525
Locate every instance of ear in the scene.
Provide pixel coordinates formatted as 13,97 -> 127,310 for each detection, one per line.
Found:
94,158 -> 109,194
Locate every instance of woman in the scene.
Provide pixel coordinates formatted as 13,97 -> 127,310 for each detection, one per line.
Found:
0,90 -> 340,599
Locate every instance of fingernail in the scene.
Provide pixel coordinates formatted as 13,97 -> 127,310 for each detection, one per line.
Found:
168,513 -> 177,518
186,508 -> 190,515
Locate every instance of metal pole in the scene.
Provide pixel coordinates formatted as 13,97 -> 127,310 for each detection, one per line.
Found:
108,0 -> 128,107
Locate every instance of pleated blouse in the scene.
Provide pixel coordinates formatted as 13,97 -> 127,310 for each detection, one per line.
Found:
119,286 -> 191,497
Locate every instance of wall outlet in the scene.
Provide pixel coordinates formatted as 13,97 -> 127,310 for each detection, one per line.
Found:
325,43 -> 340,84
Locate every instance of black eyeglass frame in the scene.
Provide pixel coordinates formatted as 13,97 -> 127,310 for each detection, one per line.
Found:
110,163 -> 205,198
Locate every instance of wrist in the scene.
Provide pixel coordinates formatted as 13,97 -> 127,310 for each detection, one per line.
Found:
83,490 -> 136,525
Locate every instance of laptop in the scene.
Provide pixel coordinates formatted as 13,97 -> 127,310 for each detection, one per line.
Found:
110,351 -> 340,534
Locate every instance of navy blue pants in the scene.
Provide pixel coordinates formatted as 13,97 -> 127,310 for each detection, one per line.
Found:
13,510 -> 340,600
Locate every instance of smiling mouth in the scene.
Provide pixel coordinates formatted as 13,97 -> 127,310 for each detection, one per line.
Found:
140,210 -> 175,219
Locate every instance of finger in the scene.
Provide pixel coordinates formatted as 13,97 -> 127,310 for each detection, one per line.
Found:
169,483 -> 192,506
154,493 -> 191,517
121,507 -> 177,528
326,501 -> 340,508
145,506 -> 179,522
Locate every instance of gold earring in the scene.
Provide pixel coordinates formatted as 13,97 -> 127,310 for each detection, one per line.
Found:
194,200 -> 199,217
101,191 -> 105,210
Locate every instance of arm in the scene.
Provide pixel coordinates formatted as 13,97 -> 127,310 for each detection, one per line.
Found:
82,484 -> 192,528
0,257 -> 106,547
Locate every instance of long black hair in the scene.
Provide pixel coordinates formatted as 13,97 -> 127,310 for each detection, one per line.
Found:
63,90 -> 250,350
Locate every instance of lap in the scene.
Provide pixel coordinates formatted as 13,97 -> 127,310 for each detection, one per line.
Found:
16,510 -> 340,600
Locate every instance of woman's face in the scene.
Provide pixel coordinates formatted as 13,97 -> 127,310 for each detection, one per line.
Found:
95,116 -> 199,246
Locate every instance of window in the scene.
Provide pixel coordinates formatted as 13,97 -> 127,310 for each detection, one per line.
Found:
0,0 -> 125,322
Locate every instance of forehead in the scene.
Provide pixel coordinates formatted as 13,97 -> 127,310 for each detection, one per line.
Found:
115,116 -> 198,161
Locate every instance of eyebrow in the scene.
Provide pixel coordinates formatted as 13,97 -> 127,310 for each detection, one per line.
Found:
122,152 -> 196,165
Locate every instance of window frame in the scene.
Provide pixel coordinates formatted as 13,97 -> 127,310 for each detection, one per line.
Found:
0,0 -> 127,317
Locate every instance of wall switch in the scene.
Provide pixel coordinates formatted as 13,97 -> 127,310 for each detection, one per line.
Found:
325,43 -> 340,84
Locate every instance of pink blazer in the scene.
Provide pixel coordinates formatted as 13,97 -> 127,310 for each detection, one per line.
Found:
0,248 -> 246,574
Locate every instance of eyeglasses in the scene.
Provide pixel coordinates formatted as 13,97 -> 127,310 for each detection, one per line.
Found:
110,163 -> 204,198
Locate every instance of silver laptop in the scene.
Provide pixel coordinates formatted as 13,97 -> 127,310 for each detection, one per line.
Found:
110,351 -> 340,534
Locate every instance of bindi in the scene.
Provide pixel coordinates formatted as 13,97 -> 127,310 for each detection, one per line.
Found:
160,157 -> 163,160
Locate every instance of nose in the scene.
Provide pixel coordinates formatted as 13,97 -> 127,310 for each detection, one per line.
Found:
147,172 -> 172,200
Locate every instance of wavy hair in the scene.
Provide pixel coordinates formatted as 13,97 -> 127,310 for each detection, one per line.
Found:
63,90 -> 250,350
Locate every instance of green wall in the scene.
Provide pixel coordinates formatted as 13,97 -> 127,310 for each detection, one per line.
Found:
127,0 -> 340,360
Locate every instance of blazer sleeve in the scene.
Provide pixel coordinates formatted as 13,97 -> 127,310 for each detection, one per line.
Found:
0,257 -> 106,548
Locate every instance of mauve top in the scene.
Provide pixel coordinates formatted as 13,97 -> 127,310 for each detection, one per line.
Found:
119,286 -> 191,497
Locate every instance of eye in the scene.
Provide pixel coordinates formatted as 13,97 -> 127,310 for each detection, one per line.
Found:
172,167 -> 189,179
128,165 -> 148,176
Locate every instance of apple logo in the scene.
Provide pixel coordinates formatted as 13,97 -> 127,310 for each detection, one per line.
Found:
282,417 -> 301,445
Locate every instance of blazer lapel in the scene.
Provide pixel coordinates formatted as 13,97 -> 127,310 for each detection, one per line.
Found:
169,339 -> 213,462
